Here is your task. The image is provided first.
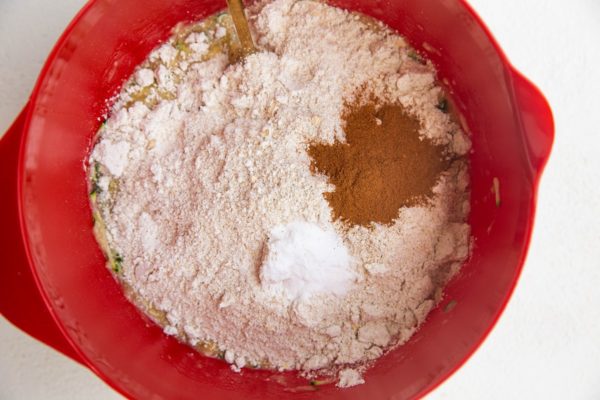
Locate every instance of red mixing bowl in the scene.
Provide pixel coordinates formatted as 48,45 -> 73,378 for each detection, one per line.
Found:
0,0 -> 553,398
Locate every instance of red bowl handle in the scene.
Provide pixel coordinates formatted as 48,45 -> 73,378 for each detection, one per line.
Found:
510,68 -> 554,177
0,105 -> 83,364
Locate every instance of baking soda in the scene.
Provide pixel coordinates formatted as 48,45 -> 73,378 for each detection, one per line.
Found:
261,222 -> 356,301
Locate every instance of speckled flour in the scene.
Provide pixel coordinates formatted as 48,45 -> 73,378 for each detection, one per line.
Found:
89,0 -> 471,387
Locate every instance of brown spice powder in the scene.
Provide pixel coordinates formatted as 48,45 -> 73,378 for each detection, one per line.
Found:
308,101 -> 449,227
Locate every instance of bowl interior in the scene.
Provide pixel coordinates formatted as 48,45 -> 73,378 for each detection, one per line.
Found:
20,0 -> 535,398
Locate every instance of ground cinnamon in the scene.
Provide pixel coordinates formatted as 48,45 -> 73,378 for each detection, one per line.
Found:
308,101 -> 449,227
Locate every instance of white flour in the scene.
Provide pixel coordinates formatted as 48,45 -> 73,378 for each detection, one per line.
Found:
90,0 -> 471,386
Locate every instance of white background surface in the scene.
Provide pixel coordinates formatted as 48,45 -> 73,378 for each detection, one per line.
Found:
1,0 -> 599,398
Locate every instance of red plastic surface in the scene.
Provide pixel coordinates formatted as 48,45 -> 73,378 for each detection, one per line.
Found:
0,0 -> 553,399
0,106 -> 83,363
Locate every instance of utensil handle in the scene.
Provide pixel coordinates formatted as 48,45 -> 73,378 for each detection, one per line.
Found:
0,105 -> 83,364
226,0 -> 257,56
510,68 -> 554,178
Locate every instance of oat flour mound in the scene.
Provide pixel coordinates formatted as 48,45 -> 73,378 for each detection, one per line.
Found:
89,0 -> 471,387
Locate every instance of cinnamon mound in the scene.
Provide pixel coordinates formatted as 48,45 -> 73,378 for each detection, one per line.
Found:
308,101 -> 449,227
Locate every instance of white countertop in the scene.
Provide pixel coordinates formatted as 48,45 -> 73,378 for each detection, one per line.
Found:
1,0 -> 599,398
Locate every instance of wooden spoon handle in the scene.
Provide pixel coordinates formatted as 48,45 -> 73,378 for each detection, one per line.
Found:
226,0 -> 257,56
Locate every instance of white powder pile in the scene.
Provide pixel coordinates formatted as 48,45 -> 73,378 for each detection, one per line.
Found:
90,0 -> 471,387
261,222 -> 356,301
